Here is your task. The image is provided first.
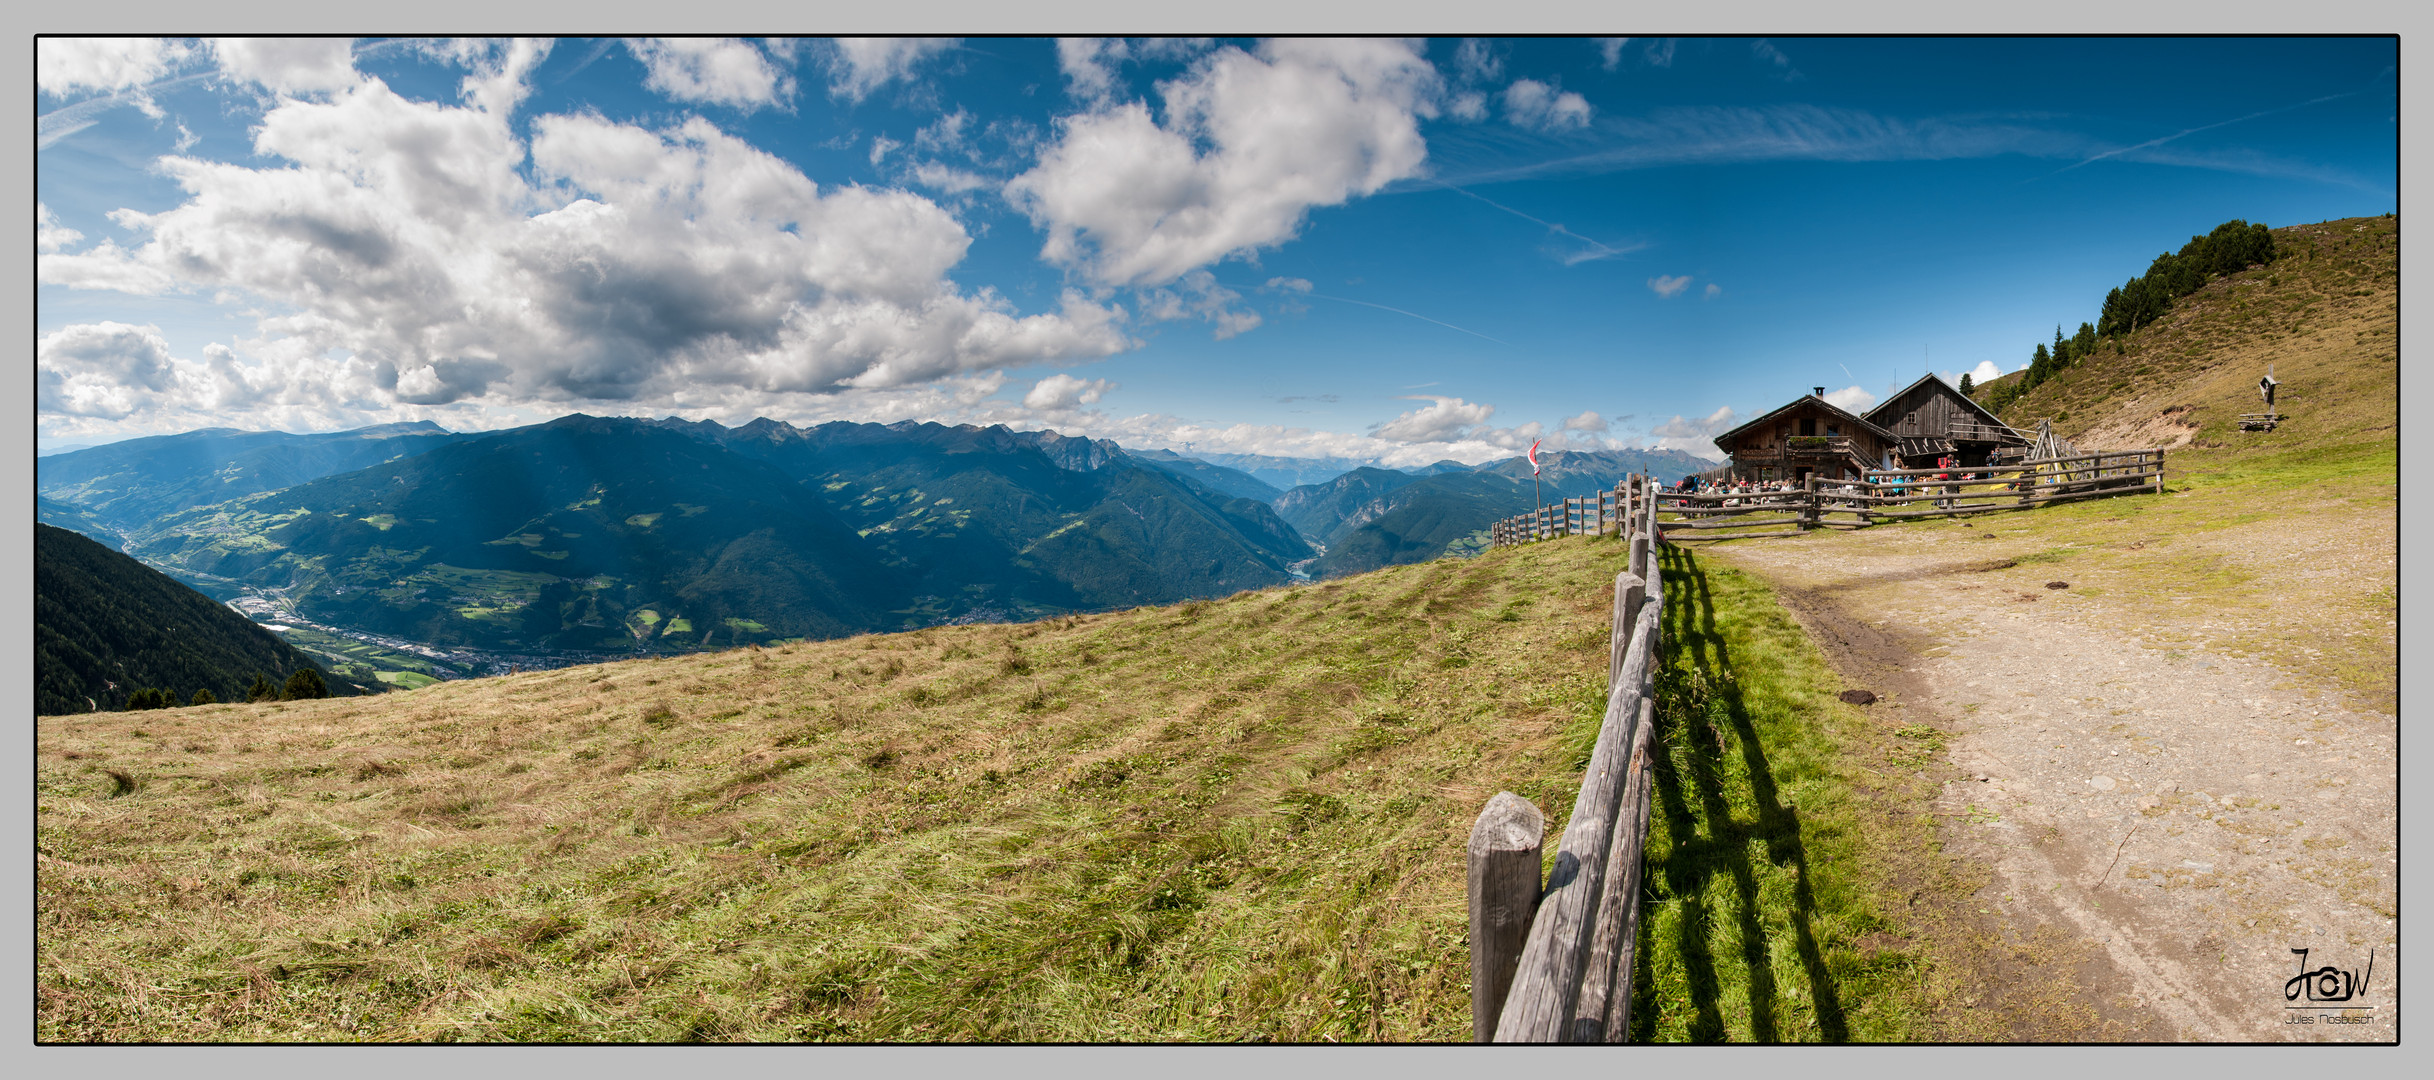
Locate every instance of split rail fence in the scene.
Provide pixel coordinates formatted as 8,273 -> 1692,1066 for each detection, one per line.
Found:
1465,450 -> 2163,1040
1651,449 -> 2164,542
1468,475 -> 1666,1042
1485,450 -> 2164,546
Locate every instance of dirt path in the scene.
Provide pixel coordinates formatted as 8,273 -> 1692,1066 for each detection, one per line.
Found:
1704,527 -> 2396,1042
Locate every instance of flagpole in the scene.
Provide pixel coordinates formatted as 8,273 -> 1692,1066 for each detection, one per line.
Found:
1528,438 -> 1542,538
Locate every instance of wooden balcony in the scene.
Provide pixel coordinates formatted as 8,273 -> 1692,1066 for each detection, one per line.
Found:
1947,420 -> 2027,443
1783,435 -> 1853,455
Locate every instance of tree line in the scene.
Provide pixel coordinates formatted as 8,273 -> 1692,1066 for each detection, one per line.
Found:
1976,218 -> 2277,412
118,669 -> 330,710
35,524 -> 346,716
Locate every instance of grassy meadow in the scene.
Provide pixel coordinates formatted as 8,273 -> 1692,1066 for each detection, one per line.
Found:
38,531 -> 1962,1042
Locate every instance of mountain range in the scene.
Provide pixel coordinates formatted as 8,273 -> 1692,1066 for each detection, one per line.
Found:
36,421 -> 472,533
39,415 -> 1709,678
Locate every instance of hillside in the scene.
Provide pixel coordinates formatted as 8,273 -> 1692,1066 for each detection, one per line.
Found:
1286,449 -> 1717,578
35,537 -> 1635,1040
119,416 -> 1314,656
1124,448 -> 1287,502
125,417 -> 898,653
35,524 -> 356,715
37,422 -> 469,532
683,418 -> 1313,618
37,495 -> 123,549
38,530 -> 1985,1042
1976,214 -> 2396,466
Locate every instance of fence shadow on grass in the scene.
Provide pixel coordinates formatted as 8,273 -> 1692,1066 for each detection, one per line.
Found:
1632,544 -> 1850,1042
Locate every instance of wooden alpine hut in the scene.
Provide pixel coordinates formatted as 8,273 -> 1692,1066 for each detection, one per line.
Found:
1710,387 -> 1900,484
1862,373 -> 2031,468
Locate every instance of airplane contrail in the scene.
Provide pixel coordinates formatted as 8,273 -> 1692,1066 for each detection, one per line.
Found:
1424,180 -> 1647,265
2039,91 -> 2355,179
1298,291 -> 1512,347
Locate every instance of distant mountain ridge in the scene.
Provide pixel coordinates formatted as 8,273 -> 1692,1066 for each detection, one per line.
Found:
38,421 -> 472,532
1274,448 -> 1718,578
40,414 -> 1713,666
106,414 -> 1314,656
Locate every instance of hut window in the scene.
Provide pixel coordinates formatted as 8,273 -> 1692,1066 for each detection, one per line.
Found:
1799,417 -> 1816,436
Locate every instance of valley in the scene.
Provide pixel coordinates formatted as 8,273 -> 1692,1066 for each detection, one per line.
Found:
40,416 -> 1701,695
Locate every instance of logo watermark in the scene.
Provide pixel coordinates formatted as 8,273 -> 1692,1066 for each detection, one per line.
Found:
2282,946 -> 2377,1027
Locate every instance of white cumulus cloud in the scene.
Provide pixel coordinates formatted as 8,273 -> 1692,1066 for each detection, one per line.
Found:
1372,395 -> 1495,443
823,38 -> 956,102
1648,405 -> 1738,459
1006,38 -> 1440,289
41,66 -> 1130,427
39,38 -> 192,97
1057,38 -> 1127,104
1704,282 -> 1722,300
626,38 -> 792,111
39,322 -> 178,418
1503,78 -> 1592,132
1647,274 -> 1693,298
1024,373 -> 1117,411
1561,410 -> 1608,433
1453,39 -> 1502,83
1822,386 -> 1877,413
38,203 -> 84,253
210,38 -> 359,96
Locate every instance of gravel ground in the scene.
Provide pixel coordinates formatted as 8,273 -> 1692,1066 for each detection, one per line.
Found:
1706,518 -> 2396,1042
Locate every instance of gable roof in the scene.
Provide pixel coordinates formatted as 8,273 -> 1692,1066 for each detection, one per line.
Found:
1862,372 -> 2023,437
1711,393 -> 1897,452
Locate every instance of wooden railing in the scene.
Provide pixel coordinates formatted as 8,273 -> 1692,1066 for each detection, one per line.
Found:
1946,419 -> 2027,443
1490,476 -> 1648,548
1469,475 -> 1665,1042
1650,450 -> 2166,542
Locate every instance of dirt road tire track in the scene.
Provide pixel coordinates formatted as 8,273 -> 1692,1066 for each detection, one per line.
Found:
1715,543 -> 2396,1042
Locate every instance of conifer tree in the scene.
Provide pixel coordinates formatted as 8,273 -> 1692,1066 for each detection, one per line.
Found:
246,673 -> 276,703
282,668 -> 329,701
1958,372 -> 1974,395
190,688 -> 217,706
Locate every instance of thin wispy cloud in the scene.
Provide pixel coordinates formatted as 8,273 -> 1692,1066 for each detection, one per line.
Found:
1424,97 -> 2377,193
1426,103 -> 2093,186
37,71 -> 212,149
2037,91 -> 2359,179
1750,39 -> 1804,82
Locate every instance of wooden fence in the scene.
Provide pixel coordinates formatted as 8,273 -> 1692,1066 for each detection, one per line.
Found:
1488,450 -> 2161,550
1646,449 -> 2165,544
1468,475 -> 1666,1042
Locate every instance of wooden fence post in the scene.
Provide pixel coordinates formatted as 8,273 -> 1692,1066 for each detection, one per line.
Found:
1610,572 -> 1646,690
1590,694 -> 1661,1042
1469,792 -> 1545,1042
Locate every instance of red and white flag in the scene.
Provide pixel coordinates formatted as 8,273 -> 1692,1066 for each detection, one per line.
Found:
1527,439 -> 1541,475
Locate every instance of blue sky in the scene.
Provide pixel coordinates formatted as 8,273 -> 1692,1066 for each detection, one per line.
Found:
36,36 -> 2397,462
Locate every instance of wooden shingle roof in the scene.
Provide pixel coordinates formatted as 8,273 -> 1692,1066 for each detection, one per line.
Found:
1711,393 -> 1897,453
